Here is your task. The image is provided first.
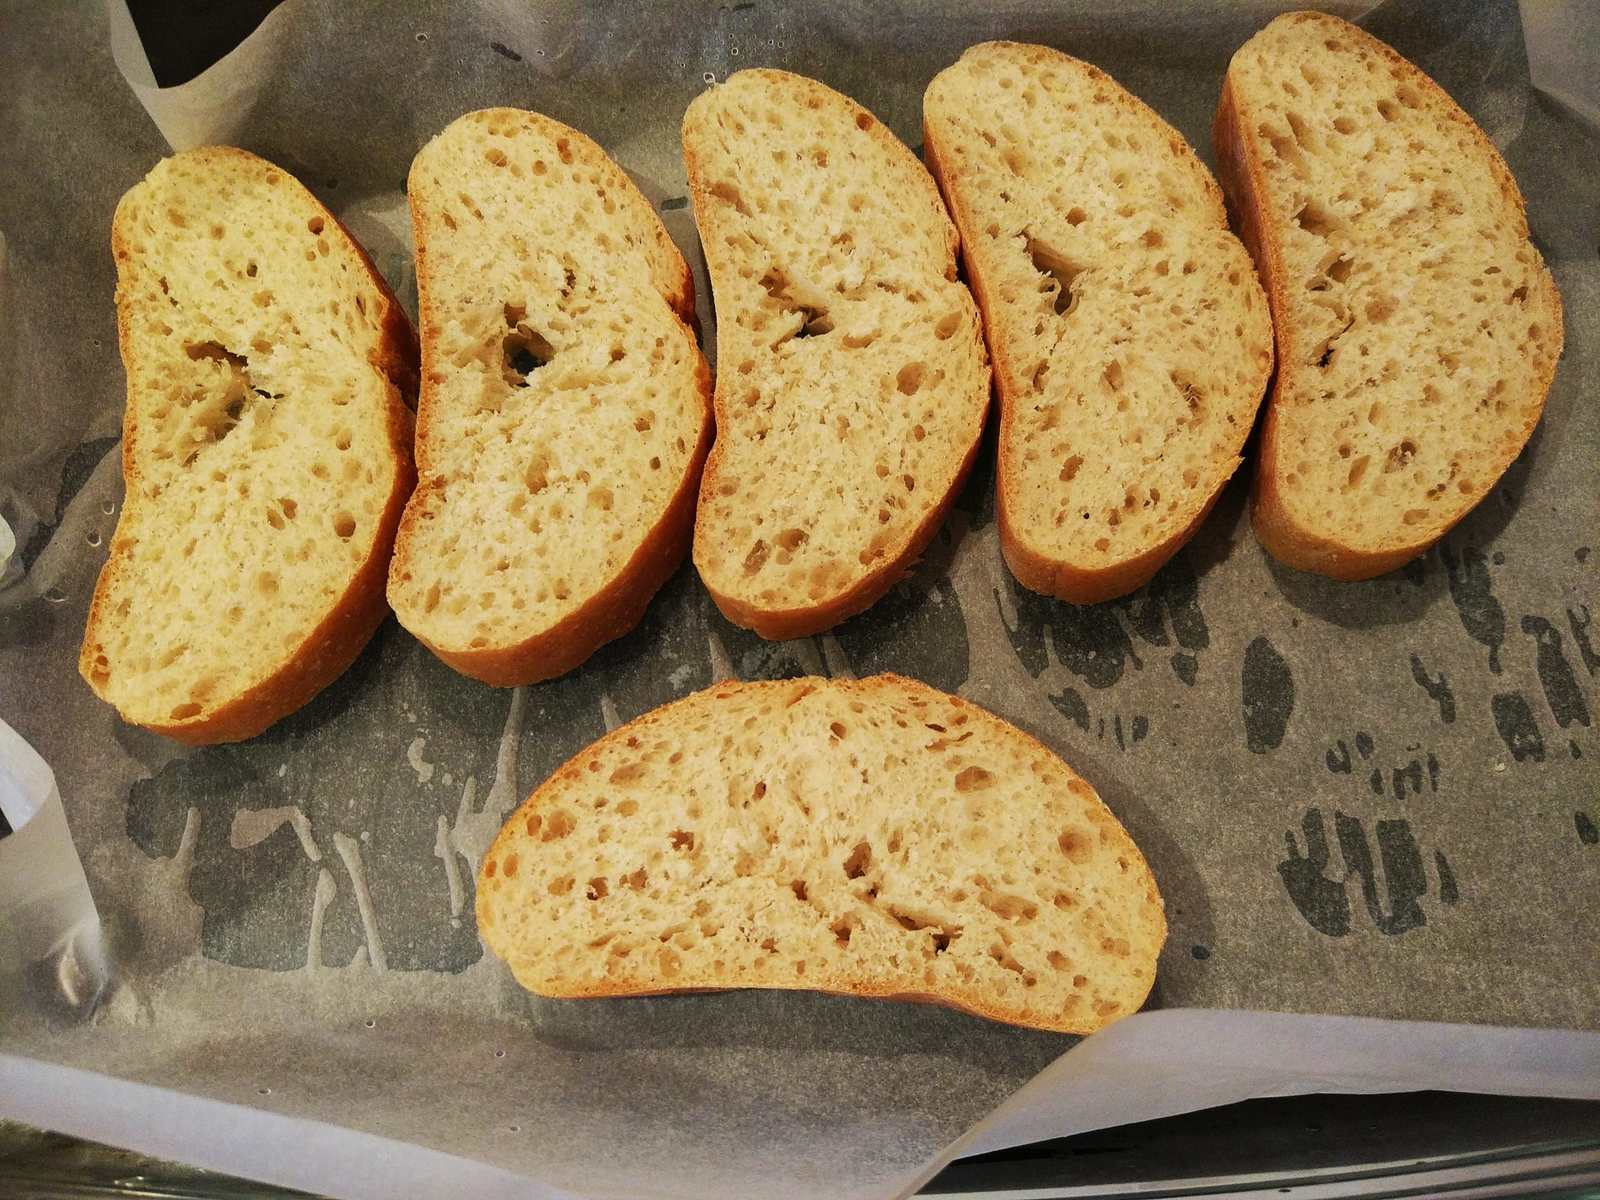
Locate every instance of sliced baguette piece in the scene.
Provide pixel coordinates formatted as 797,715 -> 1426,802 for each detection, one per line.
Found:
683,71 -> 990,640
1215,11 -> 1563,579
80,147 -> 417,745
477,673 -> 1165,1034
925,43 -> 1273,603
388,109 -> 712,684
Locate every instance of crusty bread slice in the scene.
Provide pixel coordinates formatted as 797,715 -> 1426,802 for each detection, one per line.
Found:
477,674 -> 1165,1034
388,109 -> 712,684
1215,12 -> 1563,579
925,43 -> 1273,603
682,71 -> 990,640
80,147 -> 417,745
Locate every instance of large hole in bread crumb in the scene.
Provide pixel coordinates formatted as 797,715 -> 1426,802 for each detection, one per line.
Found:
759,267 -> 833,340
502,324 -> 555,387
743,539 -> 769,575
1294,199 -> 1339,238
954,766 -> 994,791
709,179 -> 752,217
843,841 -> 871,878
1284,111 -> 1316,152
1025,232 -> 1083,317
1386,439 -> 1417,471
1058,828 -> 1094,863
980,891 -> 1039,922
541,810 -> 576,842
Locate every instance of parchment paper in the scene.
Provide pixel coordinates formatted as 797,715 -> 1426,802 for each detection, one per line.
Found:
1,2 -> 1597,1198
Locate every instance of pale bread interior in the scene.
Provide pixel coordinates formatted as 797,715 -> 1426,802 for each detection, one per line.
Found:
389,109 -> 706,658
926,43 -> 1272,577
84,150 -> 408,728
477,675 -> 1165,1035
684,71 -> 988,624
1230,13 -> 1560,551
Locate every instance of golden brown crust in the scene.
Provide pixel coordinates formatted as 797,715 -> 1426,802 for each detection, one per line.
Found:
1215,12 -> 1563,580
684,70 -> 988,641
80,146 -> 417,745
476,673 -> 1166,1033
924,45 -> 1262,604
393,110 -> 711,685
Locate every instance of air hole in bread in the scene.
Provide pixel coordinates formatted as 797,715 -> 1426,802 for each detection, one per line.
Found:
1284,111 -> 1316,152
759,267 -> 833,340
1376,98 -> 1399,121
1025,232 -> 1083,316
1058,828 -> 1093,862
896,363 -> 926,395
981,891 -> 1039,922
842,841 -> 871,879
743,539 -> 769,575
1259,122 -> 1301,163
501,324 -> 555,386
1386,439 -> 1418,471
332,511 -> 356,539
1294,199 -> 1338,237
954,765 -> 994,791
669,829 -> 696,851
708,179 -> 752,217
541,809 -> 576,841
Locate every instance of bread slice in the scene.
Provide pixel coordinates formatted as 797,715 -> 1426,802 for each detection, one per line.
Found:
1215,12 -> 1563,579
925,44 -> 1273,603
388,109 -> 712,684
80,147 -> 418,745
682,71 -> 990,640
476,673 -> 1165,1034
